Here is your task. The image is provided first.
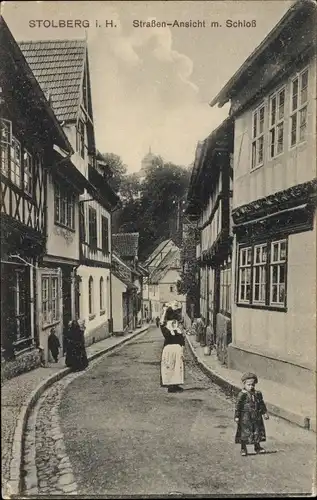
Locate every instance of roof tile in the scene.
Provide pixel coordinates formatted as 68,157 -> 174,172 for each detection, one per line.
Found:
112,233 -> 139,259
19,39 -> 86,122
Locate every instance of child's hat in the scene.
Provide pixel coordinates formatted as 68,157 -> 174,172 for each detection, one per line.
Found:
241,372 -> 258,383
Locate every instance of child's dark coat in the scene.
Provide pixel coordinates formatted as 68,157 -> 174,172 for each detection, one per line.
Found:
234,389 -> 267,444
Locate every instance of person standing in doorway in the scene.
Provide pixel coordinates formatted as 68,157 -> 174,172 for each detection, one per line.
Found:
48,328 -> 61,363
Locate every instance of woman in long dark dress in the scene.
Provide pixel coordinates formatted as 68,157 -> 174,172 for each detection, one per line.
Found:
65,319 -> 89,372
160,301 -> 185,393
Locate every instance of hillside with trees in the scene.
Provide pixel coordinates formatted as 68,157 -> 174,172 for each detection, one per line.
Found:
98,152 -> 190,261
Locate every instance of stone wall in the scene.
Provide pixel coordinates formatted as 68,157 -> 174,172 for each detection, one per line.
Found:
1,348 -> 41,383
84,320 -> 111,347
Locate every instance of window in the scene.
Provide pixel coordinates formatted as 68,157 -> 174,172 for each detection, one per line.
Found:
170,285 -> 175,292
239,247 -> 252,302
88,276 -> 94,315
270,240 -> 287,306
23,150 -> 33,195
251,104 -> 265,169
220,264 -> 231,315
290,68 -> 308,147
54,182 -> 75,229
269,87 -> 285,158
89,207 -> 97,250
100,277 -> 104,312
76,119 -> 85,159
253,244 -> 267,303
41,276 -> 60,326
1,119 -> 35,195
101,215 -> 109,254
238,238 -> 287,309
10,136 -> 22,186
42,277 -> 49,324
0,118 -> 11,176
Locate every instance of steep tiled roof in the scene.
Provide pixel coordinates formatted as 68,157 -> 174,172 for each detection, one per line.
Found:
144,239 -> 172,266
149,248 -> 180,284
112,233 -> 139,259
19,39 -> 86,122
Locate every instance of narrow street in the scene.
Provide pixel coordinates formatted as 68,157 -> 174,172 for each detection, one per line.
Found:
45,327 -> 315,497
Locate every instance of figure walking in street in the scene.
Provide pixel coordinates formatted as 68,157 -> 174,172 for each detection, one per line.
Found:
48,328 -> 61,363
234,372 -> 269,456
160,301 -> 185,393
65,319 -> 89,372
155,316 -> 160,328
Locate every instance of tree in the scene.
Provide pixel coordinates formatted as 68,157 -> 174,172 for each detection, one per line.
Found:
177,223 -> 200,319
113,157 -> 190,260
98,152 -> 127,192
119,173 -> 141,203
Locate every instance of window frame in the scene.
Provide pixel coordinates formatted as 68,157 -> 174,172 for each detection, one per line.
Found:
101,215 -> 109,254
88,206 -> 98,251
238,247 -> 252,303
237,237 -> 288,311
54,181 -> 75,231
41,275 -> 60,327
0,118 -> 11,177
99,276 -> 105,314
268,86 -> 285,159
10,136 -> 22,187
251,103 -> 265,170
88,276 -> 94,318
220,263 -> 232,316
23,149 -> 34,196
290,67 -> 308,148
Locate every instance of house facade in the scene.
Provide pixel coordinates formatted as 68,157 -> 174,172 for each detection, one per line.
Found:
78,161 -> 119,345
186,118 -> 234,363
144,239 -> 178,274
210,0 -> 317,391
112,232 -> 142,329
148,246 -> 186,318
111,252 -> 137,333
0,18 -> 75,374
20,38 -> 119,351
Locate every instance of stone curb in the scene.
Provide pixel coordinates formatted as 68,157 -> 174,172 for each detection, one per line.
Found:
186,336 -> 314,432
7,325 -> 150,497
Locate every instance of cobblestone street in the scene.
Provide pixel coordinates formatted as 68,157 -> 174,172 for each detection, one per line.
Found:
21,327 -> 316,497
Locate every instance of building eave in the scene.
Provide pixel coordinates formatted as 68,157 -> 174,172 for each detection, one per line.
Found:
209,0 -> 316,108
0,17 -> 74,153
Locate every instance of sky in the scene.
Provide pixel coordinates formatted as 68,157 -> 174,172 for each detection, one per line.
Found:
2,0 -> 294,173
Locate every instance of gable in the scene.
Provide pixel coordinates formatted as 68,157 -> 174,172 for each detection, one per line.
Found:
19,39 -> 87,122
160,268 -> 181,284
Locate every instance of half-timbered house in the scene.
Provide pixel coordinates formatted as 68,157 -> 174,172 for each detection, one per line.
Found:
0,19 -> 74,371
111,251 -> 137,334
210,0 -> 317,391
112,232 -> 142,329
20,38 -> 119,350
79,158 -> 119,344
186,118 -> 234,363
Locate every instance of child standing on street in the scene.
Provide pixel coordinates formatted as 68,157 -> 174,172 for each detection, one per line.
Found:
234,372 -> 269,456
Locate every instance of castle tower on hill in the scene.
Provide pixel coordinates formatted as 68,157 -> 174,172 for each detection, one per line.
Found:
139,147 -> 155,180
